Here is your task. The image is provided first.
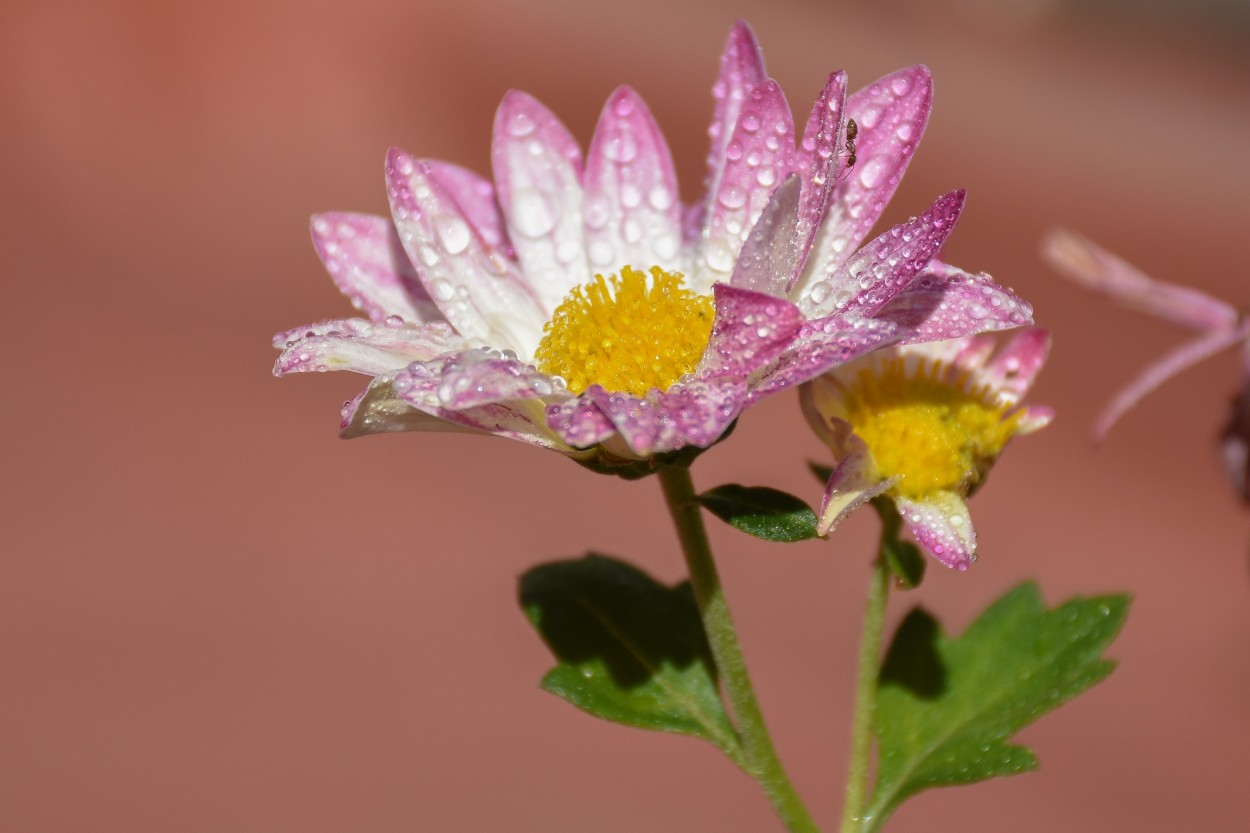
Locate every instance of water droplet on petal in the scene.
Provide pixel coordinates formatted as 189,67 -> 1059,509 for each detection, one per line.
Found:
510,188 -> 558,238
434,215 -> 471,255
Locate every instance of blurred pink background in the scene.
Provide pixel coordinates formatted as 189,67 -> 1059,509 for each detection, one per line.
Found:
4,0 -> 1249,829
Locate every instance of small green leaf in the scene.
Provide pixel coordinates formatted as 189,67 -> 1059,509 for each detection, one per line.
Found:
519,554 -> 741,761
696,484 -> 820,542
865,583 -> 1131,830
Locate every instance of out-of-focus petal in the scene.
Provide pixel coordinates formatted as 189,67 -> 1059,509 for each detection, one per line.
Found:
1093,325 -> 1249,440
700,281 -> 805,380
700,79 -> 794,289
1044,228 -> 1238,332
386,148 -> 547,354
875,261 -> 1033,344
806,189 -> 966,320
272,319 -> 465,376
983,327 -> 1050,403
581,379 -> 749,457
788,71 -> 848,290
310,212 -> 443,324
583,86 -> 682,274
492,90 -> 588,313
729,174 -> 802,297
800,65 -> 933,290
895,492 -> 976,571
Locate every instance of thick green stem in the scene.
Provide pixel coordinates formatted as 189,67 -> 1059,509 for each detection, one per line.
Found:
839,511 -> 893,833
657,464 -> 820,833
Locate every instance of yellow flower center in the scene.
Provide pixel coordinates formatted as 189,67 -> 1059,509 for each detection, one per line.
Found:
534,266 -> 715,396
839,357 -> 1022,500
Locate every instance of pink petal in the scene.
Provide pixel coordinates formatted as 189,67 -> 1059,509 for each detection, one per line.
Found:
1093,324 -> 1249,440
800,65 -> 933,296
874,260 -> 1033,344
750,314 -> 900,400
814,424 -> 895,535
393,351 -> 566,411
491,90 -> 587,314
895,492 -> 976,571
809,189 -> 966,320
545,397 -> 618,449
728,174 -> 802,297
424,161 -> 512,254
310,212 -> 443,324
386,148 -> 547,353
984,327 -> 1051,402
701,79 -> 794,283
700,281 -> 805,380
788,71 -> 848,290
272,318 -> 465,376
1044,228 -> 1238,332
582,86 -> 682,273
697,20 -> 767,233
581,379 -> 749,457
339,379 -> 484,438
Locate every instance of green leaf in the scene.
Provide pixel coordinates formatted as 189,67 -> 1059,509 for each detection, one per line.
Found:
865,582 -> 1131,830
696,484 -> 820,542
519,554 -> 741,761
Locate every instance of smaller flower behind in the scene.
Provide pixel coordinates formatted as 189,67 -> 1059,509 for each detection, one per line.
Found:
801,329 -> 1052,570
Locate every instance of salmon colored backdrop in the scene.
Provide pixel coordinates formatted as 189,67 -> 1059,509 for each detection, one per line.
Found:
3,0 -> 1249,830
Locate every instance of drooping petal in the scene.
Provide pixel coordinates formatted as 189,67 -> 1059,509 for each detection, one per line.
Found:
273,318 -> 466,376
805,189 -> 966,320
700,281 -> 805,381
340,378 -> 484,438
581,378 -> 750,457
895,492 -> 976,571
699,79 -> 794,289
814,423 -> 895,535
874,261 -> 1033,344
698,20 -> 767,232
799,65 -> 933,296
393,350 -> 566,411
787,71 -> 848,291
386,148 -> 547,355
582,86 -> 682,273
1044,228 -> 1238,332
424,161 -> 512,253
729,174 -> 802,297
1093,325 -> 1249,440
750,314 -> 900,400
310,212 -> 443,324
492,90 -> 588,313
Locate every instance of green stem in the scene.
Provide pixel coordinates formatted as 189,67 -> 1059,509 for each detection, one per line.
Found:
657,464 -> 820,833
839,505 -> 894,833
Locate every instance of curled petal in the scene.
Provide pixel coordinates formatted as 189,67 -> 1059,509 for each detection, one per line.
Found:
386,148 -> 547,354
272,319 -> 465,376
583,86 -> 682,273
310,212 -> 443,324
729,175 -> 802,297
393,350 -> 566,411
875,261 -> 1034,344
1093,325 -> 1249,440
814,423 -> 896,535
582,379 -> 749,457
701,282 -> 805,381
1044,228 -> 1238,332
545,397 -> 618,449
895,492 -> 976,571
788,70 -> 848,290
340,378 -> 483,438
810,189 -> 965,320
492,91 -> 587,313
801,65 -> 933,289
700,79 -> 794,287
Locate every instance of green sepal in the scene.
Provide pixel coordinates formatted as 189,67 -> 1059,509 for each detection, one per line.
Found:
519,554 -> 741,762
696,484 -> 820,542
864,582 -> 1131,830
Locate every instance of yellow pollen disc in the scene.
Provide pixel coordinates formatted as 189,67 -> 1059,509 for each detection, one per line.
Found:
839,357 -> 1023,500
534,266 -> 715,396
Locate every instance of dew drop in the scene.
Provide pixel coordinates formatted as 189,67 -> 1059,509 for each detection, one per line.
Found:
718,186 -> 747,209
434,215 -> 471,255
507,110 -> 536,137
890,75 -> 914,97
510,188 -> 558,238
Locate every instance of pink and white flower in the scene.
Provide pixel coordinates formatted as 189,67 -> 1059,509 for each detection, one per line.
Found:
274,21 -> 1032,472
801,329 -> 1053,570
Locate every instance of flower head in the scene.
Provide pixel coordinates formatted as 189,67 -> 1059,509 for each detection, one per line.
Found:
802,329 -> 1052,569
1044,229 -> 1250,499
274,21 -> 1032,474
